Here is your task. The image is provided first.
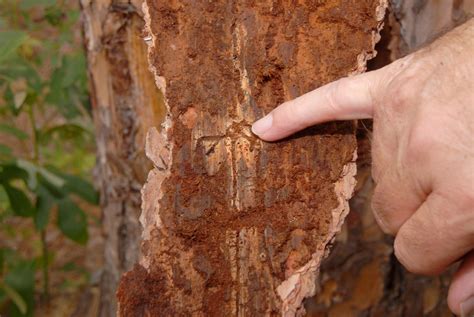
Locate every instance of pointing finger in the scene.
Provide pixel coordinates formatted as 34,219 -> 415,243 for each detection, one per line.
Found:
251,69 -> 386,141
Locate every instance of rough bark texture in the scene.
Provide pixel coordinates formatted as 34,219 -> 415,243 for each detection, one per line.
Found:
116,1 -> 386,316
81,0 -> 474,316
81,0 -> 164,316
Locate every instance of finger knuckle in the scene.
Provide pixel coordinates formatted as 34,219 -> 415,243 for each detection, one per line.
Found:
394,232 -> 440,275
394,235 -> 427,275
385,80 -> 418,113
326,79 -> 345,116
383,58 -> 427,114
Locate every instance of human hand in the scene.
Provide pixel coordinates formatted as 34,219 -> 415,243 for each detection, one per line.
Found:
252,19 -> 474,316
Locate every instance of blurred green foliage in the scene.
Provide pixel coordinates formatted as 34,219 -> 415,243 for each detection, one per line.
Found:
0,1 -> 97,315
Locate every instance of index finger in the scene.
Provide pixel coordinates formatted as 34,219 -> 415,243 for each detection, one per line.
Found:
251,70 -> 383,141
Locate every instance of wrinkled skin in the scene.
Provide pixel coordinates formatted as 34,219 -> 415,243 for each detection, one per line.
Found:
252,19 -> 474,316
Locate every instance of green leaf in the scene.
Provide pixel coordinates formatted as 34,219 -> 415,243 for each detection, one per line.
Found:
20,0 -> 56,9
0,144 -> 12,157
13,160 -> 37,190
0,163 -> 29,183
38,167 -> 65,188
37,174 -> 64,199
0,31 -> 27,63
46,54 -> 87,119
57,199 -> 88,244
0,186 -> 9,216
62,54 -> 85,87
0,248 -> 4,275
46,81 -> 80,119
4,260 -> 35,317
4,261 -> 35,291
39,123 -> 92,145
34,185 -> 54,230
0,248 -> 16,266
45,6 -> 64,26
3,184 -> 34,217
62,174 -> 98,204
0,124 -> 28,140
12,159 -> 67,191
0,61 -> 42,97
0,281 -> 27,315
3,86 -> 18,116
43,167 -> 97,204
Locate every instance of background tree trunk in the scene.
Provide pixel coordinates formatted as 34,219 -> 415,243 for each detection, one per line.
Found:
80,0 -> 165,316
80,0 -> 474,316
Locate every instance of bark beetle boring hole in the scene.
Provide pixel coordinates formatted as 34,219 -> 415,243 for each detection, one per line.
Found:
117,1 -> 387,315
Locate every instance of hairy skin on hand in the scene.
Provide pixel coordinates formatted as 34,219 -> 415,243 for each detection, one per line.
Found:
252,19 -> 474,316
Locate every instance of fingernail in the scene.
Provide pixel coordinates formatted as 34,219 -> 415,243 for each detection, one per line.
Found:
461,296 -> 474,317
251,114 -> 273,136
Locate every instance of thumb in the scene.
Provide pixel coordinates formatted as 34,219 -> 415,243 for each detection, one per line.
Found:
448,251 -> 474,316
251,67 -> 389,141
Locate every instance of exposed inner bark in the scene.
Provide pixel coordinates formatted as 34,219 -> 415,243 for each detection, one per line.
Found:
117,1 -> 386,316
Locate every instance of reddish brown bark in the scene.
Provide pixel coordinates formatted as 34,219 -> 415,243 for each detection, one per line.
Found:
117,1 -> 386,316
81,0 -> 474,316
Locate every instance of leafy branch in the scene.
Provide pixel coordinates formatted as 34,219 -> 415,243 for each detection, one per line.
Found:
0,1 -> 97,315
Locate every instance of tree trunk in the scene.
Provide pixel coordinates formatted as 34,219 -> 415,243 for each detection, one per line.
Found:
80,1 -> 165,316
80,0 -> 474,316
116,1 -> 386,316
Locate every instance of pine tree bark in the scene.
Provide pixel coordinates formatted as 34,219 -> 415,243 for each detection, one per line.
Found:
116,1 -> 386,316
80,1 -> 165,316
81,0 -> 474,316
